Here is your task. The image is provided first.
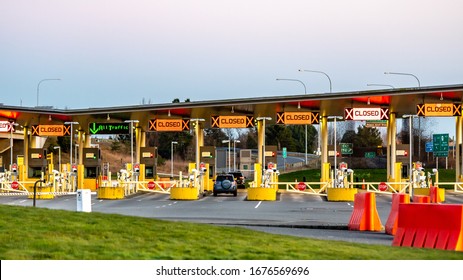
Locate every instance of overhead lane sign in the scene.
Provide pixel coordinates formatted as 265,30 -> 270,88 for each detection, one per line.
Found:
416,103 -> 461,117
148,119 -> 190,132
89,123 -> 130,135
31,125 -> 71,136
0,121 -> 15,132
211,116 -> 254,128
344,108 -> 389,121
276,112 -> 319,125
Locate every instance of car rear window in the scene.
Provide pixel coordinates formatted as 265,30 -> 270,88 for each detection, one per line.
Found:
217,175 -> 233,181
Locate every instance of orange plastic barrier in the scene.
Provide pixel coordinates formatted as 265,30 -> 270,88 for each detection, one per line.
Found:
385,193 -> 410,235
348,192 -> 382,231
429,186 -> 443,203
412,195 -> 430,203
392,204 -> 463,251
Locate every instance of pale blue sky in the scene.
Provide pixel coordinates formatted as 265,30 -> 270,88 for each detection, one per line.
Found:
1,0 -> 461,136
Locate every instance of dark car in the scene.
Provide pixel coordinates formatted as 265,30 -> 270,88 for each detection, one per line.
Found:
229,171 -> 246,188
213,174 -> 237,196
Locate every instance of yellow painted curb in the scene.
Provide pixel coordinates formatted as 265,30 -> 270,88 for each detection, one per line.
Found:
247,187 -> 277,201
97,187 -> 125,200
170,187 -> 198,200
327,188 -> 358,202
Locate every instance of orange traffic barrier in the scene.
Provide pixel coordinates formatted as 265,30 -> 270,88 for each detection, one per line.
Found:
348,192 -> 382,231
385,193 -> 410,235
412,195 -> 430,203
429,186 -> 443,203
392,203 -> 463,251
362,179 -> 365,190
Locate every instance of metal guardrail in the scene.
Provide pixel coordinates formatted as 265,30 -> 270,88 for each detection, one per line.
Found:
435,182 -> 463,193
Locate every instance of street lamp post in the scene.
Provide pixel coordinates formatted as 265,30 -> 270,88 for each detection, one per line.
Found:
385,72 -> 422,160
124,120 -> 139,171
222,139 -> 231,172
64,121 -> 79,167
403,114 -> 417,197
171,141 -> 178,178
298,69 -> 332,93
366,84 -> 395,89
37,79 -> 61,107
233,140 -> 240,171
276,78 -> 308,166
54,146 -> 61,172
298,69 -> 332,165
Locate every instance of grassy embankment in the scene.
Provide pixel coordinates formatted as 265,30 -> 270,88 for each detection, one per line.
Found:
1,205 -> 462,260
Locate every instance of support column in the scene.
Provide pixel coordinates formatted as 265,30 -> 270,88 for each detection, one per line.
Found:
194,120 -> 204,169
135,127 -> 142,163
388,113 -> 397,180
320,116 -> 329,181
257,119 -> 264,167
456,116 -> 462,181
23,126 -> 29,171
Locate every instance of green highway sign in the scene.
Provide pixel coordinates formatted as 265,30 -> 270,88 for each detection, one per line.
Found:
89,123 -> 130,135
365,152 -> 376,158
340,143 -> 353,155
433,133 -> 449,157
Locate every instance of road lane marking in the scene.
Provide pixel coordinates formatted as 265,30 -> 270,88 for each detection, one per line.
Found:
255,201 -> 262,208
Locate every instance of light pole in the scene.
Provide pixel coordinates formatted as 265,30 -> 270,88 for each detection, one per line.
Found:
403,114 -> 417,197
64,121 -> 79,167
37,78 -> 61,107
385,72 -> 422,160
276,78 -> 308,166
54,146 -> 61,172
222,139 -> 231,172
9,122 -> 18,170
298,69 -> 332,93
366,84 -> 395,89
233,140 -> 240,171
124,120 -> 139,171
384,72 -> 421,88
299,69 -> 332,164
171,141 -> 178,178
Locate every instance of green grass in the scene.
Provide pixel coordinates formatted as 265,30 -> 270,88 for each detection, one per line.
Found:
0,205 -> 462,260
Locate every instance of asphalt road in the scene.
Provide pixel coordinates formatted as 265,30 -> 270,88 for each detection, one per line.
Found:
2,190 -> 463,246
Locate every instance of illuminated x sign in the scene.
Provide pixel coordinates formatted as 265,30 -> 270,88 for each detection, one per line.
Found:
211,116 -> 254,128
344,108 -> 389,121
31,125 -> 71,136
89,123 -> 130,135
0,121 -> 15,132
416,103 -> 461,117
276,112 -> 319,125
148,119 -> 190,131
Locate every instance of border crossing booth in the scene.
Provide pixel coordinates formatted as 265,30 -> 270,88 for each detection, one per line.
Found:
140,147 -> 157,180
28,148 -> 47,179
200,146 -> 216,190
82,147 -> 101,191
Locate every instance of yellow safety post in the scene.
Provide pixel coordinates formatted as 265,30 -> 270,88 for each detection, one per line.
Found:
321,162 -> 330,182
170,163 -> 199,200
247,163 -> 277,201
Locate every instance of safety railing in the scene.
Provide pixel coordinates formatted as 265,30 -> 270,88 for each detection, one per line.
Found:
135,180 -> 178,194
283,181 -> 330,196
435,182 -> 463,193
349,181 -> 412,194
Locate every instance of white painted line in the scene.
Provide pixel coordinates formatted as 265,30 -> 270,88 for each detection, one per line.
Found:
19,200 -> 27,203
255,201 -> 262,209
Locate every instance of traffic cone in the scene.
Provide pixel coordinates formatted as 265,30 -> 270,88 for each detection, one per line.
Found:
362,179 -> 365,190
